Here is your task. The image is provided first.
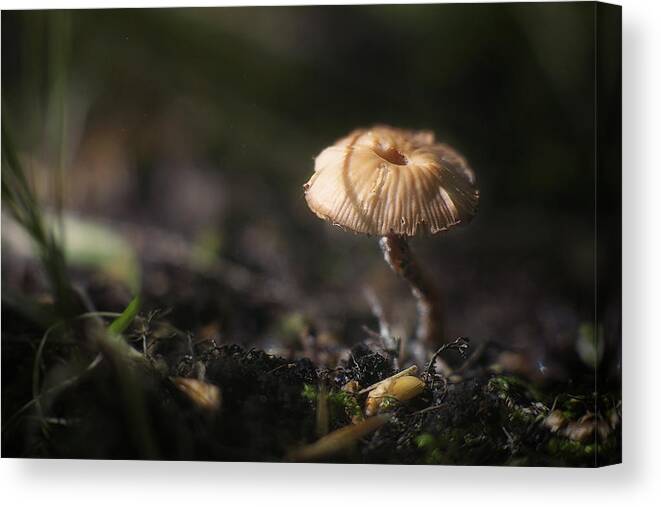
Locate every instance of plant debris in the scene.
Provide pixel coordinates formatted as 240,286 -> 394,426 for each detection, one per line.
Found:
1,305 -> 621,465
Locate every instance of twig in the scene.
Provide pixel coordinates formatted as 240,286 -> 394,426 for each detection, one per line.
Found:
266,363 -> 296,375
31,310 -> 125,427
361,325 -> 383,340
549,394 -> 561,414
453,339 -> 490,375
3,353 -> 103,434
363,287 -> 391,343
413,404 -> 446,416
425,337 -> 471,378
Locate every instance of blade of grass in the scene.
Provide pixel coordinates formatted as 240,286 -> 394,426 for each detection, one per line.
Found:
22,303 -> 156,457
47,10 -> 72,242
108,296 -> 141,335
2,353 -> 103,435
30,310 -> 125,431
2,123 -> 75,321
100,298 -> 159,458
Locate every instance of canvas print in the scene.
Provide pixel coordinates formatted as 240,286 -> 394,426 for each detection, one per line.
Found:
1,2 -> 621,466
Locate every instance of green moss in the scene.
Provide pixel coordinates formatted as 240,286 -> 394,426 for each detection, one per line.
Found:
328,389 -> 363,423
302,385 -> 366,426
487,376 -> 512,398
508,406 -> 536,426
412,427 -> 484,465
487,374 -> 545,403
427,448 -> 445,465
415,433 -> 435,449
550,396 -> 588,420
463,433 -> 486,446
506,456 -> 531,466
379,396 -> 398,412
547,437 -> 592,459
301,383 -> 317,402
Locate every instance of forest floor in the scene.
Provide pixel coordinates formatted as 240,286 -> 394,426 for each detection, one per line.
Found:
1,251 -> 621,466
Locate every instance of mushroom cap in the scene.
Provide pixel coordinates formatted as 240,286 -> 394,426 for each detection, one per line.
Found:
303,126 -> 479,236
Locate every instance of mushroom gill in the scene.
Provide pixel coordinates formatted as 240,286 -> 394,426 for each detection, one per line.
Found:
303,126 -> 479,237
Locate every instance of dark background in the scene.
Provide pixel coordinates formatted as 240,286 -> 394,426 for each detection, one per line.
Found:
2,3 -> 621,382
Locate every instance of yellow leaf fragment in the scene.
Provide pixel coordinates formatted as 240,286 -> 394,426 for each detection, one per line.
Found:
171,377 -> 222,412
288,414 -> 391,462
365,375 -> 425,416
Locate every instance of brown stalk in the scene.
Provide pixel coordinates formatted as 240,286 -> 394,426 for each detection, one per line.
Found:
379,233 -> 445,347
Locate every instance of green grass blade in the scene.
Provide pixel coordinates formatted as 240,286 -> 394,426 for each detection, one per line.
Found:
108,296 -> 141,335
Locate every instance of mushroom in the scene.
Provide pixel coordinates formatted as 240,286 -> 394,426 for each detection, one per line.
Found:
303,126 -> 479,347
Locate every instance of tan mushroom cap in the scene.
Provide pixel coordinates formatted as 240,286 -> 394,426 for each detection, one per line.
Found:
303,126 -> 480,236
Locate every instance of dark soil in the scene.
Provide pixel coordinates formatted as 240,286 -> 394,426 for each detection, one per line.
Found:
1,280 -> 621,465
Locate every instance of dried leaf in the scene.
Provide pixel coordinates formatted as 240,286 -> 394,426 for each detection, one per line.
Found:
365,375 -> 425,416
288,414 -> 390,461
171,377 -> 221,412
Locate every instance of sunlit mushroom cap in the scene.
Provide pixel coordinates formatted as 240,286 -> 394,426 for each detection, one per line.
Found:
303,126 -> 479,236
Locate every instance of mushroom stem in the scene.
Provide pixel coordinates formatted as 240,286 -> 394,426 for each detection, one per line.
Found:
379,233 -> 445,347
